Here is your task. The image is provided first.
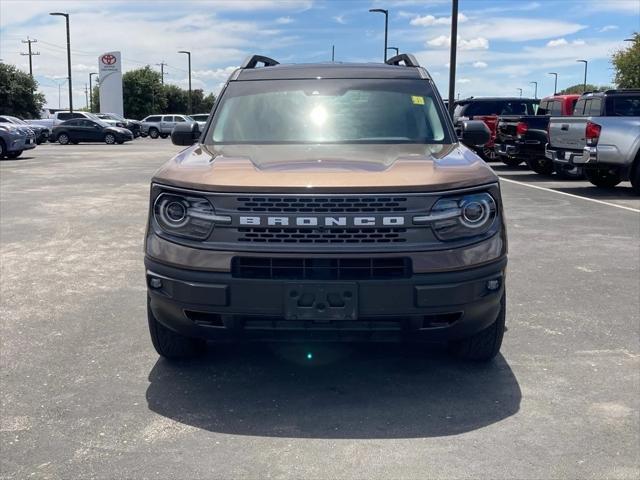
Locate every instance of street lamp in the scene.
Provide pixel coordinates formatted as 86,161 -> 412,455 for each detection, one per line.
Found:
530,81 -> 538,99
89,72 -> 98,113
178,50 -> 192,114
369,8 -> 388,62
387,46 -> 399,57
577,59 -> 588,92
548,72 -> 558,95
516,88 -> 523,98
49,12 -> 73,113
447,0 -> 459,116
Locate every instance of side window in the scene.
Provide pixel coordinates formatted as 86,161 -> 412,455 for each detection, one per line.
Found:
72,113 -> 85,119
551,100 -> 563,115
162,116 -> 174,122
611,97 -> 640,116
588,98 -> 602,115
57,112 -> 72,120
174,116 -> 186,123
573,99 -> 586,116
64,119 -> 78,126
146,116 -> 161,122
0,117 -> 8,123
468,101 -> 498,116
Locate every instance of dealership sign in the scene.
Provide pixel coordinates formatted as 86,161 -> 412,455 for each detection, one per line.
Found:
98,51 -> 123,116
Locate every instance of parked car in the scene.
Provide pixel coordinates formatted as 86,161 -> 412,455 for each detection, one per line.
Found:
573,94 -> 640,192
494,94 -> 580,173
51,118 -> 134,145
95,113 -> 142,137
546,90 -> 640,180
146,53 -> 507,362
189,113 -> 209,129
26,111 -> 111,131
453,97 -> 539,160
0,123 -> 37,158
0,115 -> 50,144
141,114 -> 194,139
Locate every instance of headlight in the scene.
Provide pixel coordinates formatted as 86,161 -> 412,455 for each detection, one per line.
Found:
414,192 -> 497,241
153,193 -> 218,240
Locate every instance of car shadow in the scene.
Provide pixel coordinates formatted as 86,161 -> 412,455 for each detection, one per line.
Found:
145,342 -> 521,439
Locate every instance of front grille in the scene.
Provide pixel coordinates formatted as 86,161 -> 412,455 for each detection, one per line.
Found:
237,227 -> 408,244
236,196 -> 409,213
232,257 -> 412,280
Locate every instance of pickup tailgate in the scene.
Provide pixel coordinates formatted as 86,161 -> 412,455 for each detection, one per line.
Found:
548,117 -> 586,150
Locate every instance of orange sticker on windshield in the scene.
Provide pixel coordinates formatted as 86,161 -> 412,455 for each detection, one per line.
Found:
411,95 -> 425,105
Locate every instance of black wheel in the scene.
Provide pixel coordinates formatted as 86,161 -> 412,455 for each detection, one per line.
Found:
149,128 -> 159,139
6,150 -> 22,159
450,294 -> 506,362
160,133 -> 169,139
105,133 -> 116,145
502,157 -> 523,167
58,133 -> 70,145
0,140 -> 6,158
526,157 -> 554,175
147,298 -> 206,359
480,146 -> 497,162
584,168 -> 622,189
631,161 -> 640,195
554,164 -> 584,180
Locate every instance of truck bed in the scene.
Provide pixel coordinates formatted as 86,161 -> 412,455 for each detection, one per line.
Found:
547,117 -> 587,151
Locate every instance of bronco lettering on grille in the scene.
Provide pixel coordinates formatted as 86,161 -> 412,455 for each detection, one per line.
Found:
239,216 -> 406,227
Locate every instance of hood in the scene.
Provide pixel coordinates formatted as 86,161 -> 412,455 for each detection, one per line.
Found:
108,126 -> 132,134
153,143 -> 497,193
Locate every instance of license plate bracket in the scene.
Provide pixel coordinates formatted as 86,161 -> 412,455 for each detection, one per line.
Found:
284,283 -> 357,321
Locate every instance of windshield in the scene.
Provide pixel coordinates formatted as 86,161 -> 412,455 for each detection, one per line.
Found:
92,118 -> 111,128
6,116 -> 27,125
208,79 -> 449,145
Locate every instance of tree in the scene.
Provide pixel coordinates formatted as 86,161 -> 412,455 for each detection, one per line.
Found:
163,84 -> 188,113
192,90 -> 216,113
558,84 -> 609,95
0,63 -> 46,118
612,32 -> 639,88
90,86 -> 100,113
122,66 -> 166,119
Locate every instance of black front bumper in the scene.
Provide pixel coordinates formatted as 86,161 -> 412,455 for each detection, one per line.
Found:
146,256 -> 507,343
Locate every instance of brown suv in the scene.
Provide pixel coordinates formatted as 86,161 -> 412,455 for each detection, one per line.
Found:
144,54 -> 507,361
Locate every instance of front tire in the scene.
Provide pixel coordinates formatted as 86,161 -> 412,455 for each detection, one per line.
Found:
0,140 -> 6,158
160,133 -> 169,139
105,133 -> 116,145
6,150 -> 22,159
148,128 -> 159,139
502,157 -> 523,167
450,294 -> 506,362
526,157 -> 554,175
631,161 -> 640,195
58,133 -> 70,145
585,168 -> 622,189
147,298 -> 206,360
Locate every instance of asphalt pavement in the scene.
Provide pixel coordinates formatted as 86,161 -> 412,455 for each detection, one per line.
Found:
1,140 -> 638,479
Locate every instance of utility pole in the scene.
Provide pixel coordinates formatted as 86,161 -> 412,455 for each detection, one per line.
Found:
84,84 -> 89,110
447,0 -> 459,116
577,60 -> 588,92
89,72 -> 98,113
21,37 -> 40,77
517,88 -> 523,98
156,61 -> 168,85
331,45 -> 335,62
178,51 -> 192,114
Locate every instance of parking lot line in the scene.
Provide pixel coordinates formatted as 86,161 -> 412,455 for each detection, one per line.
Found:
499,176 -> 640,213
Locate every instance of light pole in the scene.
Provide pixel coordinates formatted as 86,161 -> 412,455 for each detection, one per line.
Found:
577,59 -> 588,92
89,72 -> 98,113
369,8 -> 388,62
529,81 -> 538,99
447,0 -> 459,116
387,46 -> 399,57
517,88 -> 523,98
548,72 -> 558,95
49,12 -> 73,113
178,50 -> 192,114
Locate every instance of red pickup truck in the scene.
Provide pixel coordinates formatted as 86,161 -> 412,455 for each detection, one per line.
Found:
453,97 -> 539,161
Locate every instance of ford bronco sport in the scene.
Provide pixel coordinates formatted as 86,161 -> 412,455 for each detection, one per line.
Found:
144,54 -> 507,361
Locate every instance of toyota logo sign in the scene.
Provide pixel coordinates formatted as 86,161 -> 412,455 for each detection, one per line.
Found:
101,54 -> 117,65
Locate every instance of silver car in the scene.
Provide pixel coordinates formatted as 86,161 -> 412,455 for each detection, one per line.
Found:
141,114 -> 194,139
0,123 -> 37,159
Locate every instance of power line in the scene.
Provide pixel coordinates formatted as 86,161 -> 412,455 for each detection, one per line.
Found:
20,37 -> 40,77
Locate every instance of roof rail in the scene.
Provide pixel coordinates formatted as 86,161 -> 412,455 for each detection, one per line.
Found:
241,55 -> 279,69
604,88 -> 640,94
385,53 -> 420,67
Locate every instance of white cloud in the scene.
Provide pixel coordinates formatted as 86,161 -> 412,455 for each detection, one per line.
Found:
275,16 -> 294,24
473,61 -> 488,68
427,35 -> 489,50
599,25 -> 618,32
547,38 -> 586,47
192,66 -> 239,81
461,18 -> 586,42
457,78 -> 471,84
547,38 -> 568,47
410,13 -> 467,26
333,14 -> 346,24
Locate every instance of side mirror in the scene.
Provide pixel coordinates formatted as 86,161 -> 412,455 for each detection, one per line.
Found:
171,122 -> 200,146
460,120 -> 490,148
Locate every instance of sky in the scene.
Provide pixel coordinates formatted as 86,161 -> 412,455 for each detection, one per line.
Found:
1,0 -> 638,110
